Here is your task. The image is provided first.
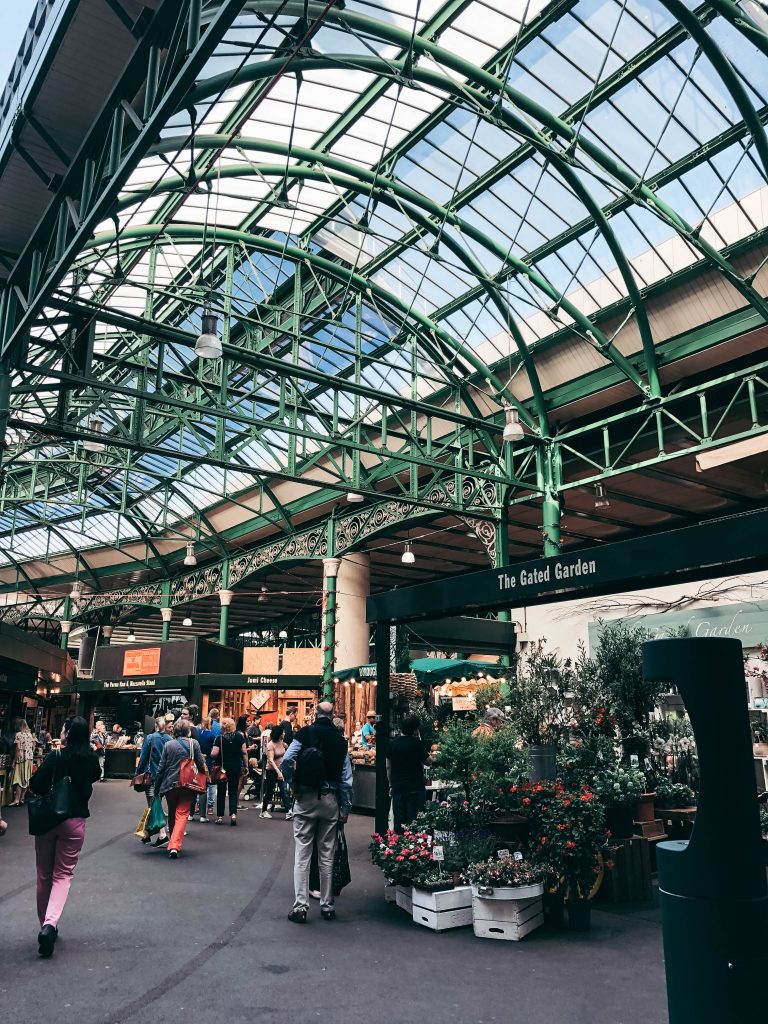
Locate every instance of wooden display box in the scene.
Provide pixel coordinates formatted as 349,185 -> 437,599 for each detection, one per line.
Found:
384,884 -> 396,903
411,885 -> 473,932
634,818 -> 666,839
596,837 -> 652,903
472,893 -> 543,941
395,885 -> 413,914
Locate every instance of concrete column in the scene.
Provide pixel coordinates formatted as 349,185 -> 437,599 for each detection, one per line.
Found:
160,606 -> 173,642
335,552 -> 371,672
101,625 -> 113,645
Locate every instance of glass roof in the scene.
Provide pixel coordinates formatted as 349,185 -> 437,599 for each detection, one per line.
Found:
3,0 -> 768,574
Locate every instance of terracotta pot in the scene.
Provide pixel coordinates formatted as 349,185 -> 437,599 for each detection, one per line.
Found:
634,792 -> 656,823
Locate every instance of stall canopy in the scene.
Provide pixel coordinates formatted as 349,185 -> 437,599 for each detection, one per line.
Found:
410,658 -> 506,685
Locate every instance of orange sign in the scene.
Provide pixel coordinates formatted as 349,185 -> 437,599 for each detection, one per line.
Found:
123,648 -> 161,677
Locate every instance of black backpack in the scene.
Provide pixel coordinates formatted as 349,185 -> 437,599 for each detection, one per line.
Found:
293,728 -> 328,796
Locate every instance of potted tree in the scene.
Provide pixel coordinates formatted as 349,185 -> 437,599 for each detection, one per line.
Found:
508,642 -> 570,782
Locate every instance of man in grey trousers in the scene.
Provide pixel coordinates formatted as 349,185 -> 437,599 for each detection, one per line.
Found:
281,701 -> 353,923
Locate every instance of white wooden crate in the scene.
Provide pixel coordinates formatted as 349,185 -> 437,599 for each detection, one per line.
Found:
412,885 -> 472,913
395,885 -> 413,914
412,904 -> 474,931
384,884 -> 397,903
473,912 -> 544,941
471,894 -> 542,925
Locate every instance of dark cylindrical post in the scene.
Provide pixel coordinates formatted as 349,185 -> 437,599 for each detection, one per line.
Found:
642,637 -> 768,1024
374,621 -> 391,835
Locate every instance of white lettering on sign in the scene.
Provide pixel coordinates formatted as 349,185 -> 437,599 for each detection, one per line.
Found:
497,558 -> 598,592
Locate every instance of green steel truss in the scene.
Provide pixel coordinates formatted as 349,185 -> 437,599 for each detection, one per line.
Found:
0,0 -> 767,627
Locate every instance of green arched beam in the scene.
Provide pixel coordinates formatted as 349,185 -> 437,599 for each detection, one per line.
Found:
138,137 -> 651,398
707,0 -> 768,61
82,224 -> 536,433
194,5 -> 768,336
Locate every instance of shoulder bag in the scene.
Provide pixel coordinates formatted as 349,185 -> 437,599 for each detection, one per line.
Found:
209,733 -> 226,784
130,735 -> 156,792
27,751 -> 74,836
178,738 -> 206,793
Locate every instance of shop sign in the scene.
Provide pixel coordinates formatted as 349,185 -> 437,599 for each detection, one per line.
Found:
103,678 -> 157,690
359,665 -> 377,678
452,695 -> 477,711
245,675 -> 278,686
589,601 -> 768,651
123,648 -> 161,676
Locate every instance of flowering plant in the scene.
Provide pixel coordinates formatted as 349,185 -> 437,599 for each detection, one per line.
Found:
509,782 -> 610,899
462,857 -> 544,889
592,765 -> 645,809
654,779 -> 696,808
414,796 -> 494,833
369,829 -> 434,886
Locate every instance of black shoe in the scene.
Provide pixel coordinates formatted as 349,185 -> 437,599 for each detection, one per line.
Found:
321,908 -> 336,921
287,907 -> 308,924
152,835 -> 169,847
37,924 -> 57,958
168,850 -> 179,859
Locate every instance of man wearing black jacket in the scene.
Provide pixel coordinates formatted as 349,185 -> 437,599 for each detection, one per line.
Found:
281,701 -> 353,923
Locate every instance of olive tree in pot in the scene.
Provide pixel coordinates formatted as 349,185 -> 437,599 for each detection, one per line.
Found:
508,642 -> 570,782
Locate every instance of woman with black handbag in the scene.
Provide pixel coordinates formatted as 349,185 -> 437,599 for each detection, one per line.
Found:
28,717 -> 100,958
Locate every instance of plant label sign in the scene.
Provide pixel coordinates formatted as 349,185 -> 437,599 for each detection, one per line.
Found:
497,848 -> 511,861
432,845 -> 445,862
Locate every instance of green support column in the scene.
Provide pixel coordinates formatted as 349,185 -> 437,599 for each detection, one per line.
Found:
60,595 -> 72,651
540,442 -> 562,559
218,561 -> 233,646
494,511 -> 513,693
322,559 -> 340,699
160,581 -> 171,642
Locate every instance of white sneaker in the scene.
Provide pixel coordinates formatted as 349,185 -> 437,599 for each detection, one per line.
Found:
309,890 -> 321,899
188,814 -> 194,820
259,811 -> 272,819
199,816 -> 207,823
285,811 -> 294,820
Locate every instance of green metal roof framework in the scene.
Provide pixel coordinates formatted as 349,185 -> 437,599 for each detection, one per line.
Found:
0,0 -> 767,637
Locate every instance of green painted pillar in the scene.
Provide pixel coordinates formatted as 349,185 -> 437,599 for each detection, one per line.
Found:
160,581 -> 172,642
322,557 -> 341,700
494,511 -> 513,693
60,595 -> 72,651
218,561 -> 232,646
541,442 -> 562,559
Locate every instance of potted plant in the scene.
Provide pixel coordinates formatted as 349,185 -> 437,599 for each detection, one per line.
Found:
508,642 -> 571,781
369,828 -> 434,896
655,779 -> 696,809
752,719 -> 768,757
592,765 -> 645,839
463,857 -> 544,900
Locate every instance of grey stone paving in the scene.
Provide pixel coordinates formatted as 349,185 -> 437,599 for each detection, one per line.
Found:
0,783 -> 667,1024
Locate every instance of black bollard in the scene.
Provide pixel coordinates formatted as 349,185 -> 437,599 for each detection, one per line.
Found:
642,637 -> 768,1024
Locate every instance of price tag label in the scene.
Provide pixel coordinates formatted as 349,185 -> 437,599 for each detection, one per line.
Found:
497,848 -> 511,861
432,845 -> 444,862
513,851 -> 523,862
630,754 -> 639,768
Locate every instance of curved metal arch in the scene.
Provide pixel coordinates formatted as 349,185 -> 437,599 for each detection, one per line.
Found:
139,137 -> 651,399
195,4 -> 768,345
707,0 -> 768,61
83,224 -> 535,434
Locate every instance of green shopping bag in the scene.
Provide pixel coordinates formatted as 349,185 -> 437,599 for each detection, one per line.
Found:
146,794 -> 167,835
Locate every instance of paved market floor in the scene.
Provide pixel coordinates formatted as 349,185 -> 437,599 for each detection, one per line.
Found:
0,783 -> 667,1024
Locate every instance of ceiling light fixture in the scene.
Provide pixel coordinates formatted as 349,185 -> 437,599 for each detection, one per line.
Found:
346,491 -> 365,503
183,542 -> 197,567
195,306 -> 222,359
502,405 -> 524,443
594,483 -> 610,510
70,581 -> 82,600
127,629 -> 136,642
278,629 -> 288,639
83,416 -> 105,453
258,585 -> 268,603
401,542 -> 415,565
182,616 -> 193,627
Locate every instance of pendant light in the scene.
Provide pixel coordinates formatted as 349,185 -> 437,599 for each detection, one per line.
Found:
401,542 -> 415,565
195,306 -> 221,359
182,615 -> 193,627
346,491 -> 365,503
258,585 -> 268,603
502,405 -> 524,443
183,542 -> 197,567
83,416 -> 105,452
594,483 -> 610,510
127,628 -> 136,642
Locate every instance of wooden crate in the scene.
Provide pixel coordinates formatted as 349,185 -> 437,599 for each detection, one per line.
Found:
597,838 -> 652,904
384,884 -> 396,903
634,817 -> 665,839
412,886 -> 472,913
471,893 -> 544,941
413,905 -> 474,931
395,885 -> 413,914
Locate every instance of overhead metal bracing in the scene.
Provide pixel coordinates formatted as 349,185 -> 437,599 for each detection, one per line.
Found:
0,0 -> 767,635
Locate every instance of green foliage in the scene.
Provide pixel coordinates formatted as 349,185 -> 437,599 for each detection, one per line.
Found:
414,796 -> 494,832
655,779 -> 696,809
463,858 -> 543,888
432,717 -> 477,800
507,641 -> 572,745
760,805 -> 768,840
369,828 -> 434,885
474,674 -> 513,718
592,619 -> 665,735
591,765 -> 645,809
558,735 -> 617,790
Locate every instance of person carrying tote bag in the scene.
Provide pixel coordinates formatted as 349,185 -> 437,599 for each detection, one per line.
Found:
153,719 -> 207,858
27,717 -> 101,958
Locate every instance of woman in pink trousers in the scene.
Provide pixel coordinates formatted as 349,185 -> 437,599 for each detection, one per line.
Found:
28,716 -> 100,957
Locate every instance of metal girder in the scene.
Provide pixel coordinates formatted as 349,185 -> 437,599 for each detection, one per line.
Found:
1,0 -> 249,356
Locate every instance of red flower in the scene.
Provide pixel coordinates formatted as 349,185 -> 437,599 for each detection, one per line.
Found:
580,793 -> 594,802
562,799 -> 572,808
556,823 -> 567,831
606,859 -> 615,870
522,797 -> 531,806
396,855 -> 404,861
566,840 -> 577,850
540,836 -> 548,844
